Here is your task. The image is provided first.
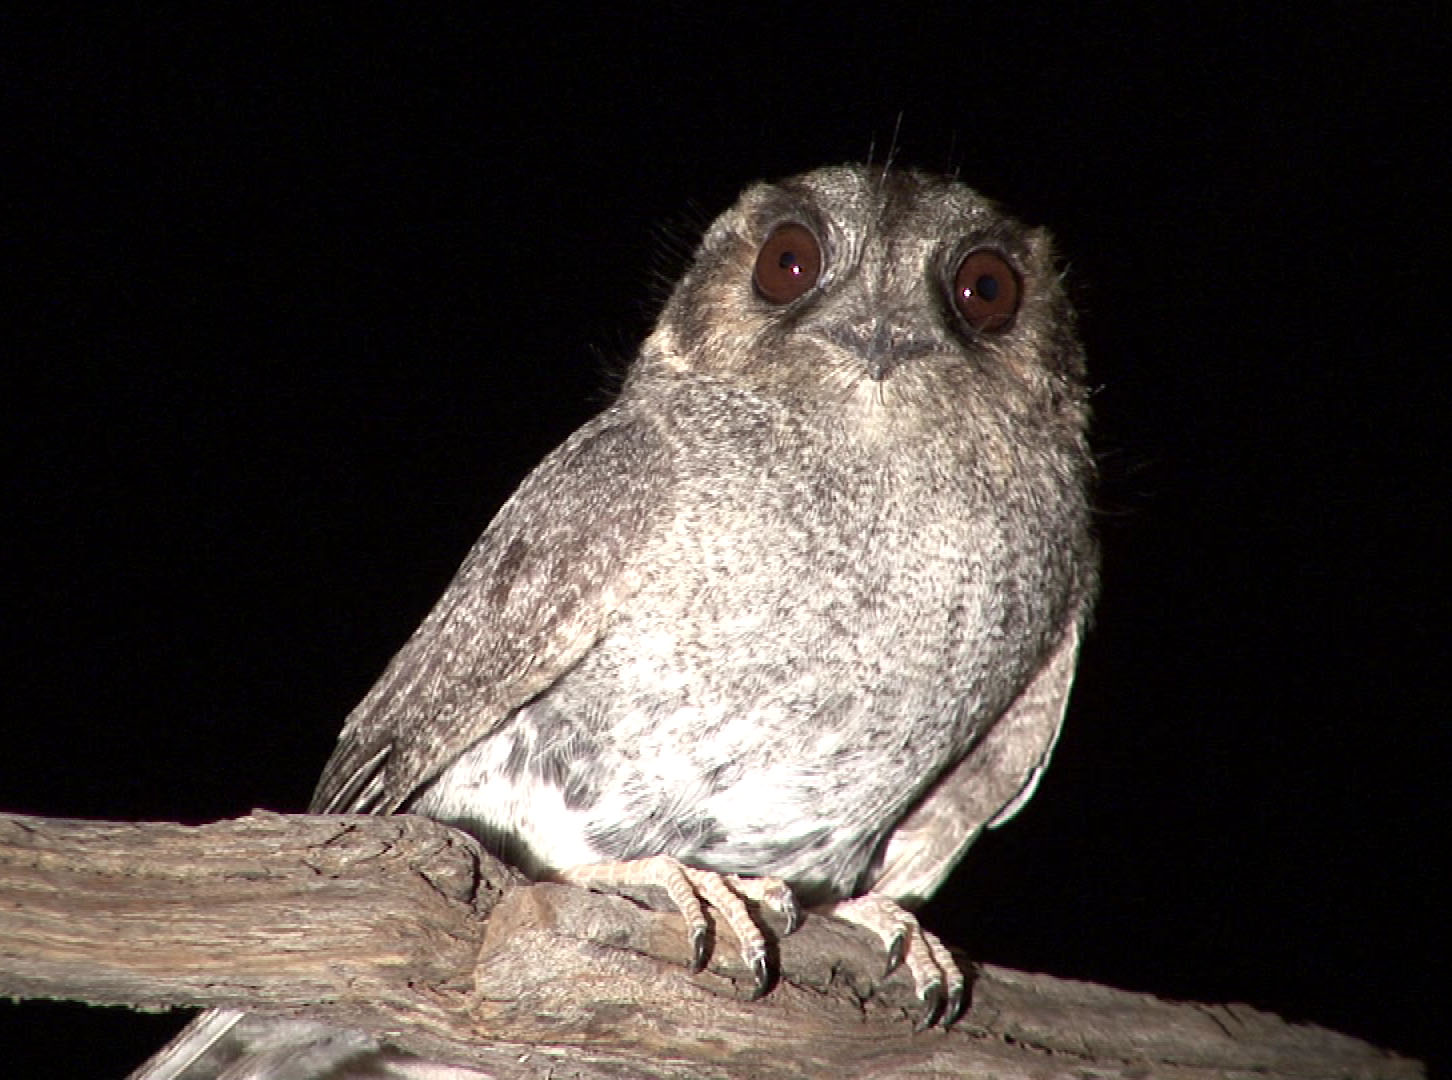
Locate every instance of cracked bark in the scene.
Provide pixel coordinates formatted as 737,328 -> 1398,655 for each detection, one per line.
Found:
0,811 -> 1424,1079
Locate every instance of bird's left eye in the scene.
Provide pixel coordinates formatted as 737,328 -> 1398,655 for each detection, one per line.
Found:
753,223 -> 822,304
952,250 -> 1021,332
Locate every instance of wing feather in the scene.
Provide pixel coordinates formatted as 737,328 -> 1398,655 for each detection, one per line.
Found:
868,617 -> 1084,907
311,405 -> 671,814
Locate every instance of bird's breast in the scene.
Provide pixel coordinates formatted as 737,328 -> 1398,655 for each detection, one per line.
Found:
416,423 -> 1080,899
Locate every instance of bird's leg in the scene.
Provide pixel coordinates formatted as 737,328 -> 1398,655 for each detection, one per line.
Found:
554,856 -> 800,997
819,893 -> 966,1028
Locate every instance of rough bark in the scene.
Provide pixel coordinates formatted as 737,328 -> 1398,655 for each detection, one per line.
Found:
0,811 -> 1423,1079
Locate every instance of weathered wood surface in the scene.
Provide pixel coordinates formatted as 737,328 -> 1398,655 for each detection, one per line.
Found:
0,811 -> 1424,1078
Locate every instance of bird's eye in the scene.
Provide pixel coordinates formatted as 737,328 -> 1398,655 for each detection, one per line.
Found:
952,250 -> 1021,332
753,223 -> 822,304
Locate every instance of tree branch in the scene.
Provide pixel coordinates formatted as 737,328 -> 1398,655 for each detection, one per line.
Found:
0,811 -> 1423,1079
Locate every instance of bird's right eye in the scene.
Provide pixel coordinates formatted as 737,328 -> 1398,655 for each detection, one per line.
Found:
753,223 -> 822,304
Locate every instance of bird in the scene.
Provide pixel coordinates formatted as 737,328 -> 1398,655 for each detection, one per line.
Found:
131,163 -> 1097,1078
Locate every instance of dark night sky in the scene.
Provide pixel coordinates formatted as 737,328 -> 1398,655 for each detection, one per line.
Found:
3,9 -> 1442,1076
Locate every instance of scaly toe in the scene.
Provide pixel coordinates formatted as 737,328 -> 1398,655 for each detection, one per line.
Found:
724,872 -> 801,936
557,858 -> 794,996
919,925 -> 966,1028
820,893 -> 966,1028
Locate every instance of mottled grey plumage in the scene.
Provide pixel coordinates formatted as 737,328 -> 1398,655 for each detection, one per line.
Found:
133,164 -> 1096,1079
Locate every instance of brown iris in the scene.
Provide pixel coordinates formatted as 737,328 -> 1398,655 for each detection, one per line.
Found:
753,223 -> 822,304
952,250 -> 1021,332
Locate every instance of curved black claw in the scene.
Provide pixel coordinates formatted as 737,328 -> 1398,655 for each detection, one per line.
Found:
913,979 -> 945,1032
746,950 -> 771,999
689,926 -> 709,973
941,979 -> 966,1027
884,928 -> 908,976
779,894 -> 803,935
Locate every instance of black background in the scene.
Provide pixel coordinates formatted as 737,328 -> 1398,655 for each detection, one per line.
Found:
3,9 -> 1443,1076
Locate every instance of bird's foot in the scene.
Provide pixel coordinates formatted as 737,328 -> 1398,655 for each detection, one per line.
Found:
556,856 -> 800,997
820,893 -> 966,1028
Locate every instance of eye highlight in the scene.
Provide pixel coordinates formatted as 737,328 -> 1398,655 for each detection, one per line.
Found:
952,250 -> 1021,332
753,223 -> 822,304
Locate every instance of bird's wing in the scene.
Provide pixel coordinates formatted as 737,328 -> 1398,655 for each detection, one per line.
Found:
311,405 -> 671,815
126,1008 -> 245,1080
868,617 -> 1084,907
131,413 -> 666,1080
127,1009 -> 472,1080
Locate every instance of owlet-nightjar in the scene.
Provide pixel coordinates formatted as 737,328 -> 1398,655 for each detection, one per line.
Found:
133,164 -> 1096,1078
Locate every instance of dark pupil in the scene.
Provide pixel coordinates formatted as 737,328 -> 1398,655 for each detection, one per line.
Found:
778,251 -> 800,273
975,274 -> 999,301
